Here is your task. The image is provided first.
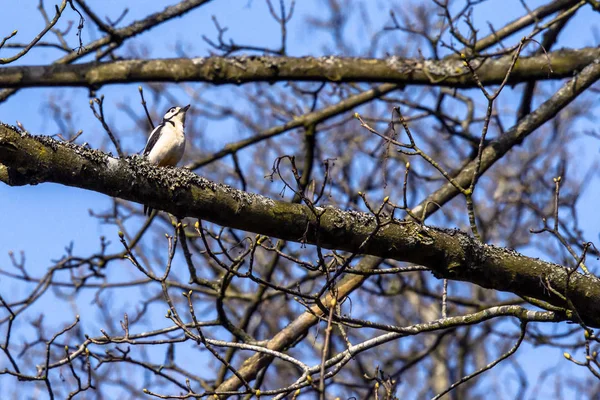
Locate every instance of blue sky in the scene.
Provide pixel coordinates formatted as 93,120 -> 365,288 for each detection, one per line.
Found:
1,0 -> 599,398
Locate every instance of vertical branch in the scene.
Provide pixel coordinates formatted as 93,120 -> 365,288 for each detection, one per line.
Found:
319,298 -> 336,400
138,86 -> 155,130
89,95 -> 125,159
461,38 -> 527,241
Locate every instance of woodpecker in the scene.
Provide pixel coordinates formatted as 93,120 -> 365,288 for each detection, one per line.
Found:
143,104 -> 190,215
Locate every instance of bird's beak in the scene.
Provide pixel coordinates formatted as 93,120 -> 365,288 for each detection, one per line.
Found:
182,104 -> 191,112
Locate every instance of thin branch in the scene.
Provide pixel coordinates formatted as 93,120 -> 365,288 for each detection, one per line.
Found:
0,0 -> 68,65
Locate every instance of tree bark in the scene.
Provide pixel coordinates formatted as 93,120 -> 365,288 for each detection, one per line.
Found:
0,48 -> 597,89
1,123 -> 599,327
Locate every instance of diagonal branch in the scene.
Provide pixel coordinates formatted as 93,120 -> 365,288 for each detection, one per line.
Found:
0,0 -> 215,103
0,0 -> 68,65
1,123 -> 600,328
464,0 -> 582,54
187,83 -> 398,169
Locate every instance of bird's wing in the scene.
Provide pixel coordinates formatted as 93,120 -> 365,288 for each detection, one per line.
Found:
143,123 -> 164,156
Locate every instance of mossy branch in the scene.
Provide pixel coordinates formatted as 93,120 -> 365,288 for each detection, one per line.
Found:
0,48 -> 598,89
2,123 -> 600,327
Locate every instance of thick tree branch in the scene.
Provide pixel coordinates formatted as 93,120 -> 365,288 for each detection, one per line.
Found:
1,124 -> 599,328
0,48 -> 597,89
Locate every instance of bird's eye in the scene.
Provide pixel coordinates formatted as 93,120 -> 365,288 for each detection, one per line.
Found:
168,107 -> 175,113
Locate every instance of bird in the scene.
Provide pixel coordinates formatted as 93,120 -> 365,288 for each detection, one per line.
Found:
142,104 -> 190,215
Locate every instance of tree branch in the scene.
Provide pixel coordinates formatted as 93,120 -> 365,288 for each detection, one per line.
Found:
1,124 -> 600,328
0,0 -> 214,103
0,47 -> 597,89
0,0 -> 68,65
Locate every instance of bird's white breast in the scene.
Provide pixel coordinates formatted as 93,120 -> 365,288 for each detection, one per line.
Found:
147,122 -> 186,166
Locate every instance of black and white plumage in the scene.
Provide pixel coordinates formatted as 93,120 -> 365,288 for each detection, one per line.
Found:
143,104 -> 190,215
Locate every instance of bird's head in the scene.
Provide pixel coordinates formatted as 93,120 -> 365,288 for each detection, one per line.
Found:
162,104 -> 191,126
